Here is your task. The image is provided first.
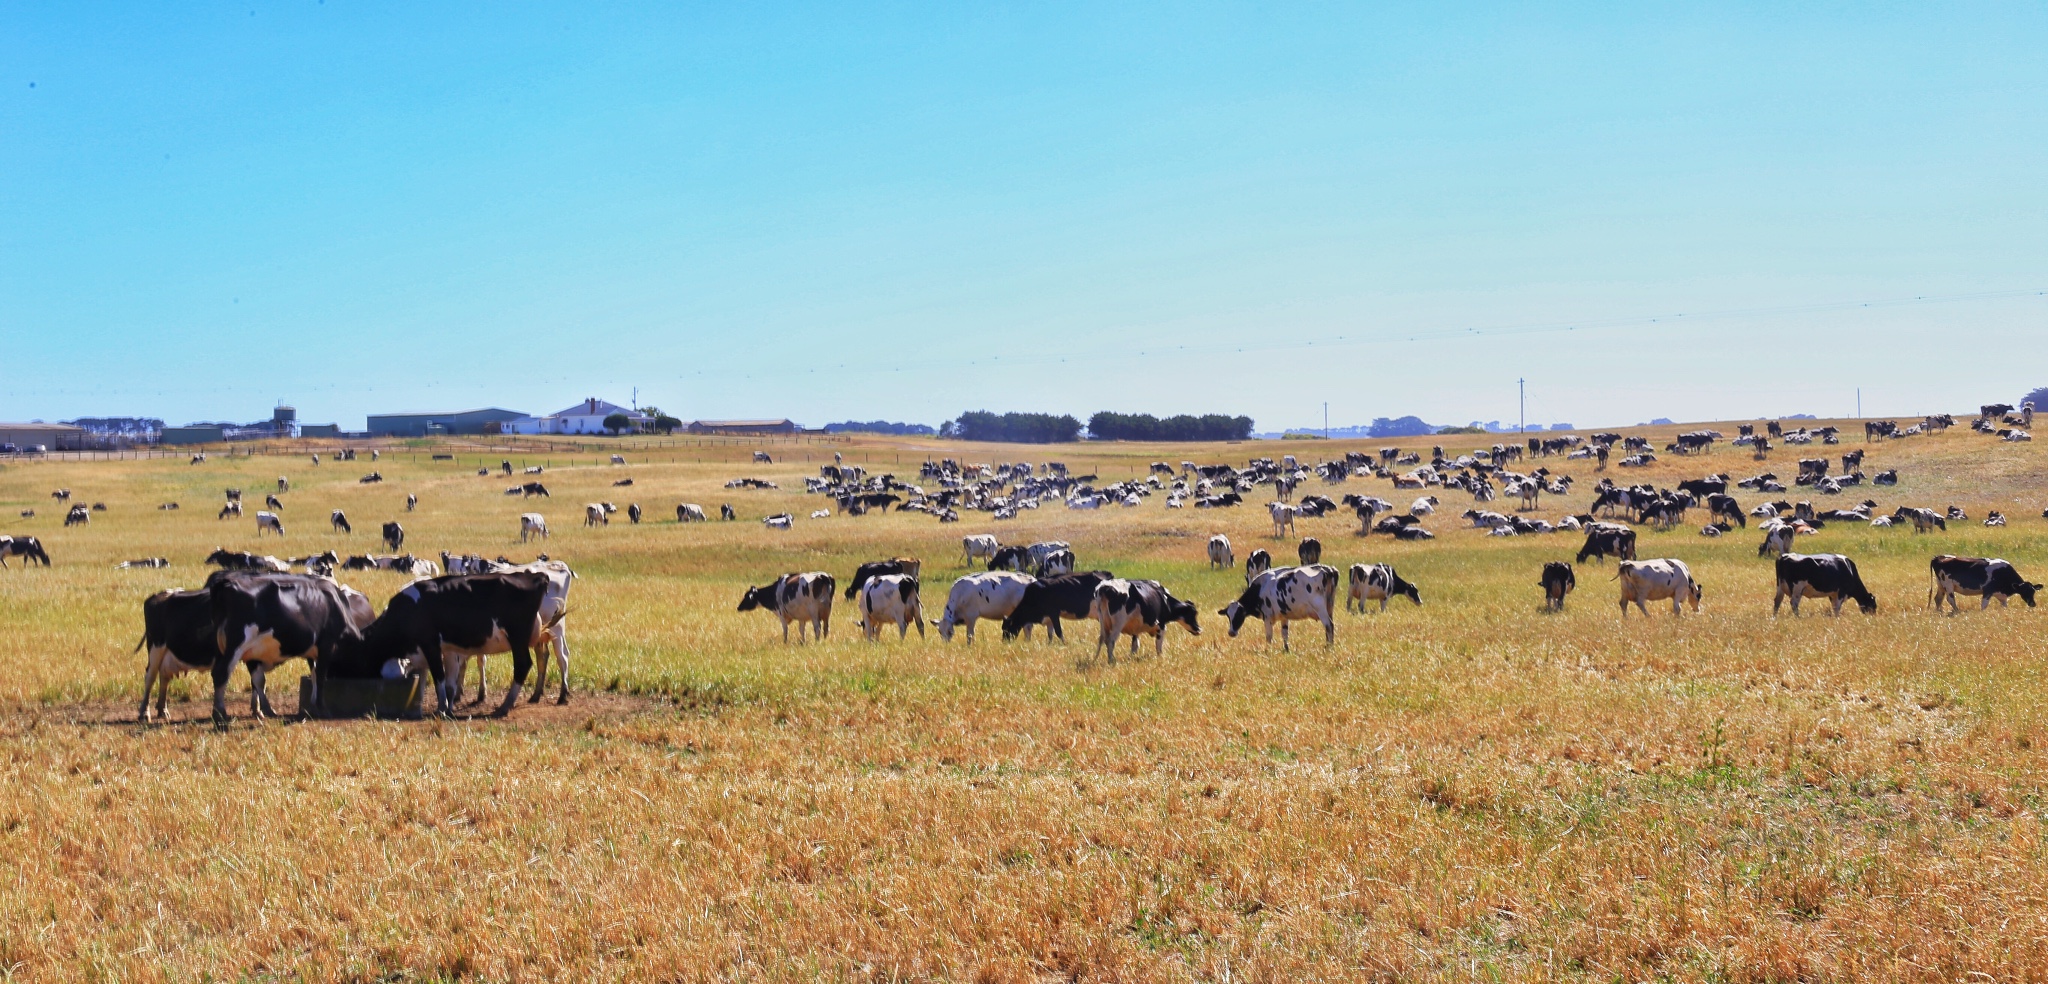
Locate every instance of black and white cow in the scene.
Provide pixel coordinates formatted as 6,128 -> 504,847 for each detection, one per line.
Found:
1244,548 -> 1273,584
1540,561 -> 1575,610
1207,534 -> 1233,569
1345,563 -> 1421,613
1576,524 -> 1637,564
857,574 -> 925,641
255,511 -> 284,536
331,571 -> 554,716
1773,553 -> 1877,616
134,588 -> 220,722
846,558 -> 923,599
1034,548 -> 1076,578
1929,555 -> 2041,613
738,572 -> 836,643
382,521 -> 405,551
962,534 -> 1000,566
1091,578 -> 1200,661
1757,521 -> 1797,558
519,513 -> 549,542
676,503 -> 708,522
1000,571 -> 1115,641
1222,565 -> 1338,650
1615,558 -> 1703,616
205,570 -> 368,724
627,503 -> 642,524
205,548 -> 290,572
1296,537 -> 1322,566
437,560 -> 577,706
0,536 -> 51,568
265,493 -> 285,512
331,509 -> 352,533
933,571 -> 1036,642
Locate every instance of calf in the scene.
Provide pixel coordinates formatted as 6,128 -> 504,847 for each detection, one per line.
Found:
1540,561 -> 1575,610
846,558 -> 923,599
1346,563 -> 1421,613
1773,553 -> 1877,615
1296,537 -> 1322,566
1222,565 -> 1338,650
1207,534 -> 1233,569
1929,555 -> 2041,613
1091,579 -> 1200,661
1615,558 -> 1703,616
206,571 -> 367,724
933,571 -> 1036,642
382,521 -> 404,551
738,572 -> 835,642
1000,571 -> 1115,641
857,574 -> 925,641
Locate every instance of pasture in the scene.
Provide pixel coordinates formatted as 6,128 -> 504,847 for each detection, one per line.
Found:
1,425 -> 2045,981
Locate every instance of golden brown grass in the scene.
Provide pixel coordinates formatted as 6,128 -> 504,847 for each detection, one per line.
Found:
0,423 -> 2044,981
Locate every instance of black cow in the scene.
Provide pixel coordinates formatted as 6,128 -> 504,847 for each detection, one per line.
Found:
382,521 -> 405,552
1705,493 -> 1745,528
1576,524 -> 1637,564
1773,553 -> 1878,616
205,571 -> 367,725
986,545 -> 1032,572
845,558 -> 923,599
1540,561 -> 1575,611
328,572 -> 555,716
134,589 -> 220,721
0,535 -> 51,567
1296,537 -> 1322,566
1930,555 -> 2041,613
1000,571 -> 1115,641
1677,475 -> 1727,497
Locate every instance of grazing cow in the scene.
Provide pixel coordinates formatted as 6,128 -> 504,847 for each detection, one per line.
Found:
265,494 -> 284,512
277,476 -> 289,493
627,503 -> 642,524
1091,579 -> 1200,660
255,512 -> 284,537
328,571 -> 553,716
1706,493 -> 1746,528
1207,534 -> 1233,569
1269,501 -> 1299,537
1540,561 -> 1575,610
521,482 -> 550,498
1222,565 -> 1338,650
64,504 -> 88,527
1773,553 -> 1878,615
1929,555 -> 2041,613
858,574 -> 925,641
405,493 -> 417,512
433,560 -> 577,706
612,454 -> 627,465
845,558 -> 923,599
721,504 -> 736,520
739,572 -> 836,642
753,451 -> 773,464
1244,548 -> 1273,584
933,571 -> 1036,642
205,571 -> 367,724
0,536 -> 52,567
584,503 -> 608,527
676,503 -> 707,522
330,510 -> 351,533
1296,537 -> 1322,566
962,534 -> 1000,566
219,501 -> 243,520
1757,523 -> 1796,558
519,513 -> 549,543
1893,506 -> 1946,533
1615,558 -> 1703,616
134,589 -> 221,721
1000,571 -> 1116,641
1346,563 -> 1421,613
382,521 -> 404,551
1035,548 -> 1076,578
1575,524 -> 1637,564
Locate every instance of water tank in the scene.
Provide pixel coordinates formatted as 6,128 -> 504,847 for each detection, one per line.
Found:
273,405 -> 297,424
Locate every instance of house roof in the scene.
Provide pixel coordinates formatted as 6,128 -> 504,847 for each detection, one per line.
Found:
366,408 -> 526,419
0,421 -> 86,431
546,399 -> 645,418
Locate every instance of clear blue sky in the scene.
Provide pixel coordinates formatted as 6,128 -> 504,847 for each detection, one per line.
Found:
5,3 -> 2045,431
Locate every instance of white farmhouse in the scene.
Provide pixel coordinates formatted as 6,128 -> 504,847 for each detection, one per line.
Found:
506,398 -> 650,436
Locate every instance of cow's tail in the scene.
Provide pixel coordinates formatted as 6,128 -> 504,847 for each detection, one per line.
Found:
132,631 -> 148,655
544,606 -> 571,630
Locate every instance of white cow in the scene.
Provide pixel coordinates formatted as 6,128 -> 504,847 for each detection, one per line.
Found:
1268,501 -> 1299,537
255,511 -> 284,536
1207,534 -> 1233,569
520,513 -> 549,542
444,559 -> 577,706
611,454 -> 627,464
677,503 -> 707,522
1410,495 -> 1438,516
858,574 -> 925,641
1066,495 -> 1105,510
584,503 -> 608,527
1220,565 -> 1339,650
1616,558 -> 1703,616
933,571 -> 1035,642
962,534 -> 1000,566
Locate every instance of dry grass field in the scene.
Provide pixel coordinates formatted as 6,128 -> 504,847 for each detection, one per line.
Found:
1,423 -> 2045,981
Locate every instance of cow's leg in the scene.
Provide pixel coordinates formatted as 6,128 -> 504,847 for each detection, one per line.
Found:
210,647 -> 238,727
249,664 -> 268,720
494,642 -> 531,717
139,654 -> 160,723
543,627 -> 570,700
1323,615 -> 1334,645
782,615 -> 792,644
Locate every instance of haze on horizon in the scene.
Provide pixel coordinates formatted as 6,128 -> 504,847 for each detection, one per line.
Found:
4,4 -> 2045,434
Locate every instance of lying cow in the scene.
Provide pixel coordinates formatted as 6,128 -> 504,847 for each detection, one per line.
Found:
1615,558 -> 1703,616
1222,565 -> 1338,650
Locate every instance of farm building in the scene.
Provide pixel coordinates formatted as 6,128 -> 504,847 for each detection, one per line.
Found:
0,421 -> 87,451
158,425 -> 226,445
506,399 -> 650,436
688,418 -> 800,436
365,407 -> 528,437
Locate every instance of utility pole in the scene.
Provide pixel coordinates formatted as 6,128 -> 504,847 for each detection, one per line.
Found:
1323,402 -> 1328,441
1856,388 -> 1861,419
1518,378 -> 1526,434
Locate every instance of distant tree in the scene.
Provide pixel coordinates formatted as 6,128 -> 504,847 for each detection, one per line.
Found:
1086,412 -> 1253,441
1435,425 -> 1488,435
652,415 -> 682,435
2024,386 -> 2048,413
603,412 -> 631,435
1367,416 -> 1436,438
824,420 -> 936,436
948,410 -> 1080,443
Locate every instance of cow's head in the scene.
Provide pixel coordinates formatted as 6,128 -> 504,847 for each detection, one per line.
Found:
1166,597 -> 1201,636
737,584 -> 774,613
1217,600 -> 1252,637
1688,579 -> 1705,611
2021,582 -> 2042,607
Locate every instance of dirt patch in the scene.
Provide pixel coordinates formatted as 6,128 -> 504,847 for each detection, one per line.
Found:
23,690 -> 677,732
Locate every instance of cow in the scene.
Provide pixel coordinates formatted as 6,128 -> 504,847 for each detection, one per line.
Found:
1615,558 -> 1703,616
1345,563 -> 1421,613
63,504 -> 89,527
0,536 -> 51,568
519,513 -> 549,543
1269,501 -> 1299,537
436,560 -> 577,706
845,558 -> 923,599
1000,571 -> 1115,641
328,572 -> 553,716
627,503 -> 643,524
763,513 -> 794,529
612,454 -> 628,465
753,451 -> 773,464
1576,524 -> 1637,564
223,489 -> 241,502
382,521 -> 404,551
1540,561 -> 1575,610
1773,553 -> 1877,616
676,503 -> 708,522
1894,506 -> 1946,533
244,511 -> 281,537
265,494 -> 285,512
1207,534 -> 1233,569
218,501 -> 243,520
116,558 -> 171,570
1091,579 -> 1200,661
1035,548 -> 1076,578
1757,523 -> 1796,558
933,571 -> 1036,642
330,509 -> 352,533
1221,565 -> 1338,650
738,572 -> 835,642
721,504 -> 736,521
1244,548 -> 1273,584
1706,492 -> 1745,528
206,548 -> 290,572
406,493 -> 418,512
206,570 -> 368,724
584,503 -> 608,527
360,472 -> 383,484
277,476 -> 290,493
1929,555 -> 2041,613
857,574 -> 925,641
134,589 -> 222,721
1410,495 -> 1438,516
1296,537 -> 1322,566
962,534 -> 1000,566
521,482 -> 550,498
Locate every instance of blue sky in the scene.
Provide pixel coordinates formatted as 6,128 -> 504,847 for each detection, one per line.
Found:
4,3 -> 2045,431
